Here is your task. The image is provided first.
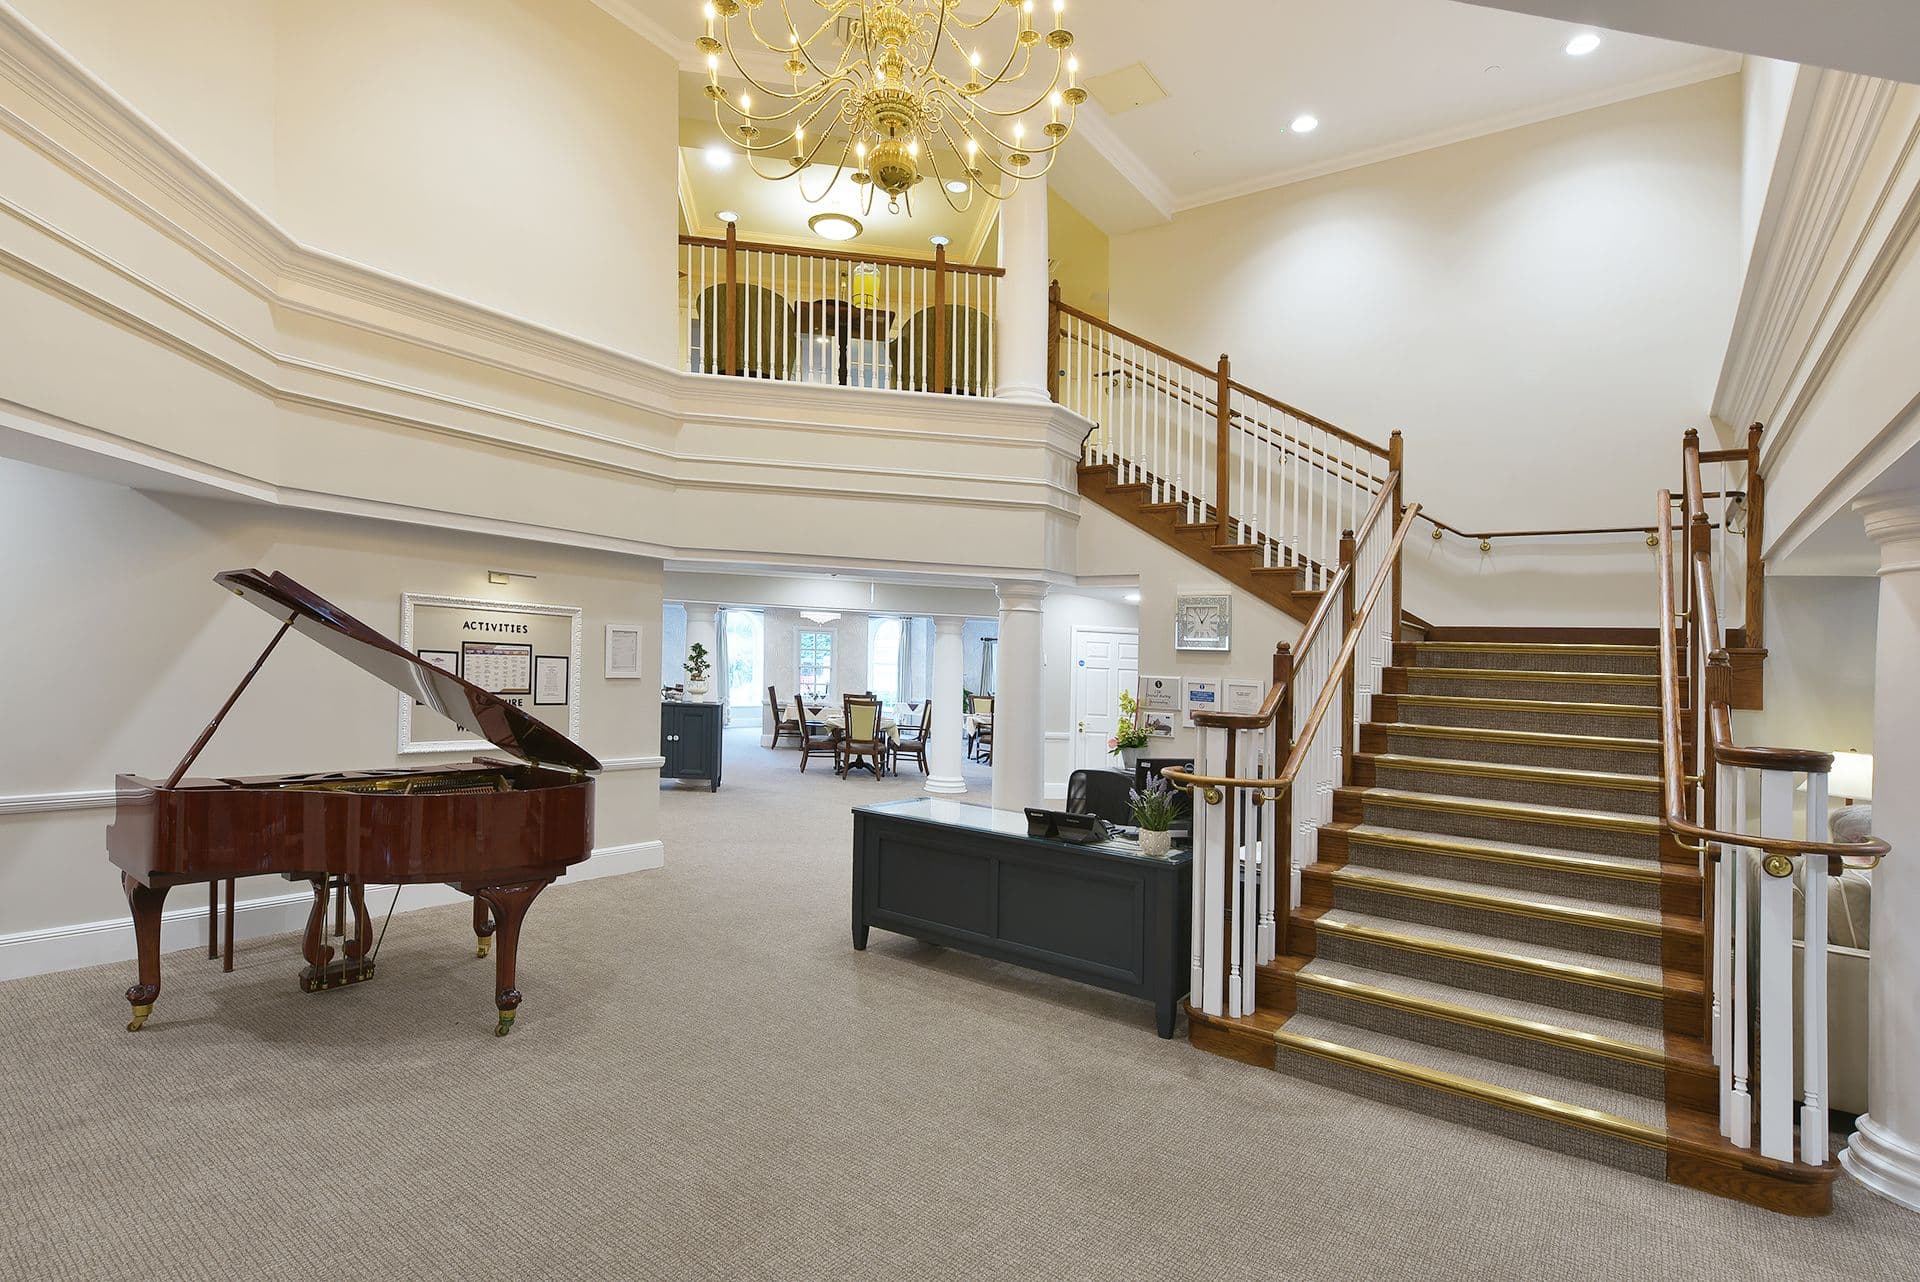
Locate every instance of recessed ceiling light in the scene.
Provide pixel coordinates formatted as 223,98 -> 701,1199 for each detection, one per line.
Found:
1123,591 -> 1141,604
808,212 -> 862,242
716,209 -> 739,223
703,143 -> 734,170
945,179 -> 969,194
1289,114 -> 1318,134
1564,32 -> 1600,56
929,235 -> 951,247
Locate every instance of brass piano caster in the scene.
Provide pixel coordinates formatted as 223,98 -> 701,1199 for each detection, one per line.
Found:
126,1003 -> 153,1033
494,1010 -> 516,1037
476,935 -> 492,959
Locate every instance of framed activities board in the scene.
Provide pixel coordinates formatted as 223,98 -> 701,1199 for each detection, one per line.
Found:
398,592 -> 583,754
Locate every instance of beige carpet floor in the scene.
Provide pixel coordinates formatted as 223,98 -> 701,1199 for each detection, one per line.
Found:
4,728 -> 1917,1281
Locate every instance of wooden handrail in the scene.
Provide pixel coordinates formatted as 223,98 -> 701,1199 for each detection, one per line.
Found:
1054,298 -> 1219,376
1228,379 -> 1392,459
678,232 -> 1003,276
1654,487 -> 1889,861
1175,497 -> 1419,791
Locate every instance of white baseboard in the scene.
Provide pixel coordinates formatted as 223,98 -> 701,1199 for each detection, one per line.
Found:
0,839 -> 665,983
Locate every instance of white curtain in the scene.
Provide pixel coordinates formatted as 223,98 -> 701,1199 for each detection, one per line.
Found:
713,608 -> 731,727
897,617 -> 913,710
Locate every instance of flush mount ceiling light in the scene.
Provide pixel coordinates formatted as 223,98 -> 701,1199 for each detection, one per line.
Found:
929,234 -> 951,246
946,178 -> 970,194
1564,32 -> 1601,56
703,143 -> 734,169
808,212 -> 863,241
1289,114 -> 1319,133
696,0 -> 1084,216
716,209 -> 739,223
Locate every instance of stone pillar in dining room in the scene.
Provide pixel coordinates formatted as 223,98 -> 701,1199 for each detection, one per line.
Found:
925,615 -> 968,795
1842,491 -> 1920,1211
990,580 -> 1048,811
681,603 -> 720,703
993,175 -> 1050,405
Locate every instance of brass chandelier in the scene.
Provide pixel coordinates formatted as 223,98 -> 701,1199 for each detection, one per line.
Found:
697,0 -> 1083,215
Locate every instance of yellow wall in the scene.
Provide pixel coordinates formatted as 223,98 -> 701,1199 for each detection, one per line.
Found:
1049,189 -> 1110,318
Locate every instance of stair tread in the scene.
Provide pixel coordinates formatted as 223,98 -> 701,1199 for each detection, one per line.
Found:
1295,957 -> 1670,1053
1340,823 -> 1668,879
1351,786 -> 1662,830
1375,722 -> 1662,757
1384,692 -> 1660,719
1409,641 -> 1659,655
1358,752 -> 1661,792
1313,907 -> 1671,988
1321,863 -> 1667,930
1405,665 -> 1659,683
1278,1013 -> 1669,1132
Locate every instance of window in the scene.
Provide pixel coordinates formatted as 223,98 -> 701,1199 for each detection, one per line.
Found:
723,610 -> 763,712
868,617 -> 903,707
798,630 -> 834,699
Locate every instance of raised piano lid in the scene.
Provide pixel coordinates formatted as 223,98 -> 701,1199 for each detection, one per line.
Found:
215,569 -> 601,774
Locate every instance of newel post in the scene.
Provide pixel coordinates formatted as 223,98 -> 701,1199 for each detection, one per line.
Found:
1046,279 -> 1062,403
722,221 -> 740,378
1215,354 -> 1232,537
931,243 -> 949,395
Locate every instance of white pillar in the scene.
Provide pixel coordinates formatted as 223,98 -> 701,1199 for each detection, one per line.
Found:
994,176 -> 1050,405
682,603 -> 720,701
1842,490 -> 1920,1210
990,580 -> 1047,811
926,615 -> 968,795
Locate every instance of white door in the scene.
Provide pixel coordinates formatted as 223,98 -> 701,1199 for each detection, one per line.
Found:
1072,627 -> 1140,771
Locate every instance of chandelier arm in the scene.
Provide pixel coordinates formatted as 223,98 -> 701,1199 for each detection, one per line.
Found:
918,136 -> 979,214
770,0 -> 859,84
948,56 -> 1061,118
717,76 -> 850,129
717,24 -> 815,100
790,132 -> 861,205
718,82 -> 855,156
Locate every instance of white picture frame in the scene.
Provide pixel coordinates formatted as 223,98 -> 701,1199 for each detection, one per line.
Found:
1182,677 -> 1221,727
604,622 -> 645,678
1138,675 -> 1180,738
1224,679 -> 1263,717
398,592 -> 583,754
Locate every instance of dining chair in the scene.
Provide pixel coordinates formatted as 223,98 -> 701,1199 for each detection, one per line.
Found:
890,700 -> 931,776
1065,769 -> 1135,826
796,694 -> 839,774
840,695 -> 888,780
967,694 -> 995,761
768,685 -> 802,748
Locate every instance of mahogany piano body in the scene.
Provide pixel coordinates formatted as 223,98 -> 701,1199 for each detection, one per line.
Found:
107,569 -> 602,1036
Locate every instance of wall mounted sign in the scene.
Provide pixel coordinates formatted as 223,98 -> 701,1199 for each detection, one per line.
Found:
1138,675 -> 1179,738
1182,677 -> 1221,727
1224,679 -> 1263,717
399,592 -> 583,754
604,623 -> 645,678
1174,594 -> 1231,651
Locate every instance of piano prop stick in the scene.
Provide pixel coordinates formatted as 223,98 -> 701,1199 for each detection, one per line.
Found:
107,569 -> 601,1036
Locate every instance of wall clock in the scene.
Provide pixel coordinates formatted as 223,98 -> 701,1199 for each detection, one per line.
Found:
1174,594 -> 1231,651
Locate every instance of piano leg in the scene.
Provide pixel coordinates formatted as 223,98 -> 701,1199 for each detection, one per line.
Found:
472,896 -> 496,958
473,879 -> 551,1036
123,874 -> 168,1032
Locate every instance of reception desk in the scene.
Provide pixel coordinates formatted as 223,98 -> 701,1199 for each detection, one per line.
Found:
852,798 -> 1192,1036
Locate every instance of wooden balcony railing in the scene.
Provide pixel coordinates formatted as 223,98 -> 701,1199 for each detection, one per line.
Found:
679,226 -> 1002,394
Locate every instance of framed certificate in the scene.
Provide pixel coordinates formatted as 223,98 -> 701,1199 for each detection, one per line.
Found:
461,641 -> 532,695
1182,678 -> 1221,727
416,649 -> 459,677
1225,679 -> 1263,716
534,655 -> 570,706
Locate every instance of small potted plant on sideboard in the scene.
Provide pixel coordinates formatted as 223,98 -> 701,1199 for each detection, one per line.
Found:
684,642 -> 713,699
1129,780 -> 1180,859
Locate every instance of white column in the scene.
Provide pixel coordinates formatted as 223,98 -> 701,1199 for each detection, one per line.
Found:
990,580 -> 1047,811
1843,491 -> 1920,1210
682,602 -> 720,700
994,175 -> 1050,405
926,615 -> 968,795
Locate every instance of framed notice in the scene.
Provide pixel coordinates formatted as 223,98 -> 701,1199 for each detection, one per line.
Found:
1182,677 -> 1221,727
534,655 -> 570,706
1225,679 -> 1263,717
399,593 -> 583,754
604,623 -> 645,679
1137,675 -> 1179,739
461,641 -> 532,695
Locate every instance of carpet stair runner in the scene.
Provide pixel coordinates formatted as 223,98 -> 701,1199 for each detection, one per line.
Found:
1187,633 -> 1838,1214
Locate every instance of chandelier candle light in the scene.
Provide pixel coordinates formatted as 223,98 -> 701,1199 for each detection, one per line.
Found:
697,0 -> 1082,215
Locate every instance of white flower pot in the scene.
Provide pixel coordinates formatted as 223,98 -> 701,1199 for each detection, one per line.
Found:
686,678 -> 709,699
1137,828 -> 1173,859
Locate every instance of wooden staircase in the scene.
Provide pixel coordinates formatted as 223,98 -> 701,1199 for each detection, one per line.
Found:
1077,460 -> 1330,625
1186,631 -> 1839,1215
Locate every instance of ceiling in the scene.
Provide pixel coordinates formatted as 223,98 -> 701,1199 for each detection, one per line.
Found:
607,0 -> 1737,235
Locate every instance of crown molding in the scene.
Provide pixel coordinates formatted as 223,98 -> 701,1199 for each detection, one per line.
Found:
1174,55 -> 1741,214
1069,106 -> 1175,222
588,0 -> 687,62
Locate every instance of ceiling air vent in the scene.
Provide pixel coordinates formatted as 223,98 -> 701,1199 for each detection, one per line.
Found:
1084,62 -> 1167,115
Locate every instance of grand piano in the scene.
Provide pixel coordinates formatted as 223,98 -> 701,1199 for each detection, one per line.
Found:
107,569 -> 601,1036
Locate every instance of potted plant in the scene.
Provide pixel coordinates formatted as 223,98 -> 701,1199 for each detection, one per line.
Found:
1129,780 -> 1181,858
684,642 -> 713,699
1108,688 -> 1151,769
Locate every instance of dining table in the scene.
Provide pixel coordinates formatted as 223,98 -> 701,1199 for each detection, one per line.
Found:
804,705 -> 901,744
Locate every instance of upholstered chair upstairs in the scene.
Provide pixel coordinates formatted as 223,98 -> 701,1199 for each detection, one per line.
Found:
890,701 -> 931,776
796,694 -> 839,774
697,284 -> 799,380
889,304 -> 993,394
840,695 -> 887,780
768,685 -> 801,748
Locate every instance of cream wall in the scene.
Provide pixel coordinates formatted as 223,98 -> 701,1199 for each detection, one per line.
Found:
1745,577 -> 1878,758
1740,57 -> 1800,265
1049,189 -> 1111,318
1108,77 -> 1743,623
0,459 -> 664,975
